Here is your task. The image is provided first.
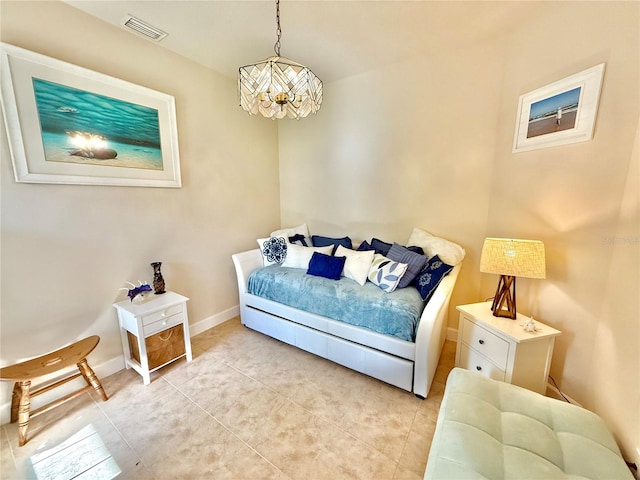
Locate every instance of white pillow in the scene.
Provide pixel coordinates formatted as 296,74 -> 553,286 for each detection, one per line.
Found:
368,254 -> 408,293
271,223 -> 310,239
257,236 -> 288,266
406,227 -> 466,266
335,245 -> 375,286
282,244 -> 333,269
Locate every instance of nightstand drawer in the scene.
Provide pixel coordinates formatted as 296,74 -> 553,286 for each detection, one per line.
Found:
141,303 -> 184,327
143,312 -> 184,336
127,324 -> 186,370
461,317 -> 509,368
458,344 -> 506,382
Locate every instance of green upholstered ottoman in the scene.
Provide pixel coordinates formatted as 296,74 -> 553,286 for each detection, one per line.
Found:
424,368 -> 632,479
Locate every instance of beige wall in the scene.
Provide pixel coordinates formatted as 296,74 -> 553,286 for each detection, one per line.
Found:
278,38 -> 506,318
484,1 -> 639,462
279,1 -> 639,463
1,0 -> 638,465
0,0 -> 279,404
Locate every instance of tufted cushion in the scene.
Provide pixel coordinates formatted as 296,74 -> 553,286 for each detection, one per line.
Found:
424,368 -> 633,480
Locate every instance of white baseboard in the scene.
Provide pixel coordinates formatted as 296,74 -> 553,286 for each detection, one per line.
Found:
0,306 -> 240,426
446,327 -> 458,342
190,305 -> 239,336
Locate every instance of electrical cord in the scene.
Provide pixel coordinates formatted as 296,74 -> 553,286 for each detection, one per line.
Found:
548,377 -> 638,474
548,374 -> 571,403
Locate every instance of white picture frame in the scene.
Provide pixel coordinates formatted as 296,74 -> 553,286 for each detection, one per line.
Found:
0,43 -> 181,187
512,63 -> 605,153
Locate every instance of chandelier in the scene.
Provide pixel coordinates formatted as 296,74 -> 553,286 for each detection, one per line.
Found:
238,0 -> 322,120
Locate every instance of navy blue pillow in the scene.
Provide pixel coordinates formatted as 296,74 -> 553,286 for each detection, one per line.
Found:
288,234 -> 310,246
387,243 -> 428,289
307,252 -> 346,280
407,245 -> 425,255
368,238 -> 424,255
311,235 -> 352,254
370,238 -> 392,255
357,240 -> 374,251
414,255 -> 454,301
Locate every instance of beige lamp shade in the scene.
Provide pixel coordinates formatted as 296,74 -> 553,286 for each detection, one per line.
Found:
480,238 -> 546,279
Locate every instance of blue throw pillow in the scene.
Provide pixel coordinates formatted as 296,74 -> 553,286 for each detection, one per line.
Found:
288,234 -> 310,246
307,252 -> 346,280
311,235 -> 352,254
370,238 -> 392,255
366,238 -> 424,256
387,243 -> 428,289
414,255 -> 454,301
357,240 -> 374,251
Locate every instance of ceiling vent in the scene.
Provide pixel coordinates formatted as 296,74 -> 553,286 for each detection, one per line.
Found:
121,15 -> 168,42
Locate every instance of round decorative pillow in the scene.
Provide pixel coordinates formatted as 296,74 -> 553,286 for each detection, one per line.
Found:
263,237 -> 287,264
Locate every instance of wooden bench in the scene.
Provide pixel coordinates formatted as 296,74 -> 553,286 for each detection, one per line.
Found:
0,336 -> 108,446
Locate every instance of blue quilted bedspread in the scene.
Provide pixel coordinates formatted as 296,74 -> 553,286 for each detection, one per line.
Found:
247,265 -> 425,341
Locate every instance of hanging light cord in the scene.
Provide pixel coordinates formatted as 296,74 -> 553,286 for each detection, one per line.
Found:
274,0 -> 282,57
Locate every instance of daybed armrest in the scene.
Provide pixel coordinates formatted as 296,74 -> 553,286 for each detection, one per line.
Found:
231,249 -> 263,294
413,264 -> 461,398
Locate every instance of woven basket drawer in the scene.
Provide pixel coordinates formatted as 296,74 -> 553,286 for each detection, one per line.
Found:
128,324 -> 185,370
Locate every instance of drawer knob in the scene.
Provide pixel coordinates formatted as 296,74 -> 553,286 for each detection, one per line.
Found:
476,366 -> 482,371
478,339 -> 485,345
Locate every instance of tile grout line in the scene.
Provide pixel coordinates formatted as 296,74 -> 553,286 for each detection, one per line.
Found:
1,423 -> 19,474
392,399 -> 424,479
90,381 -> 161,479
160,371 -> 292,479
196,350 -> 409,468
160,352 -> 407,475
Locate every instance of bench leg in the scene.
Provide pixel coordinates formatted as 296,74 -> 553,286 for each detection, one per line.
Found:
10,382 -> 21,423
15,381 -> 31,447
77,359 -> 108,401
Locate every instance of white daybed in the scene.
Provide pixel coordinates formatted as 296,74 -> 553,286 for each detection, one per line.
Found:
232,248 -> 461,398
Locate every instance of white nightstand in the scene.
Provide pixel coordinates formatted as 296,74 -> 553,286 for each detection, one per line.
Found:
113,291 -> 192,384
455,302 -> 561,394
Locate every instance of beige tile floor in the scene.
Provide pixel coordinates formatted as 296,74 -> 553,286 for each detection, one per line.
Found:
1,317 -> 456,480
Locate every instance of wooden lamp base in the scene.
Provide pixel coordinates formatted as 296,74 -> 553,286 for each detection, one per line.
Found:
490,275 -> 517,319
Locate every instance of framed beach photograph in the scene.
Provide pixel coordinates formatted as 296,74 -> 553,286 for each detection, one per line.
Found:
512,63 -> 605,153
0,43 -> 181,187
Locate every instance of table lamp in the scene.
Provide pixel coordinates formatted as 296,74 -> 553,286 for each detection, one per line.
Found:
480,238 -> 546,319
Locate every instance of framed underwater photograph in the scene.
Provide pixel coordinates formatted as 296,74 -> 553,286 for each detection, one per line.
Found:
512,63 -> 605,153
0,43 -> 181,187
